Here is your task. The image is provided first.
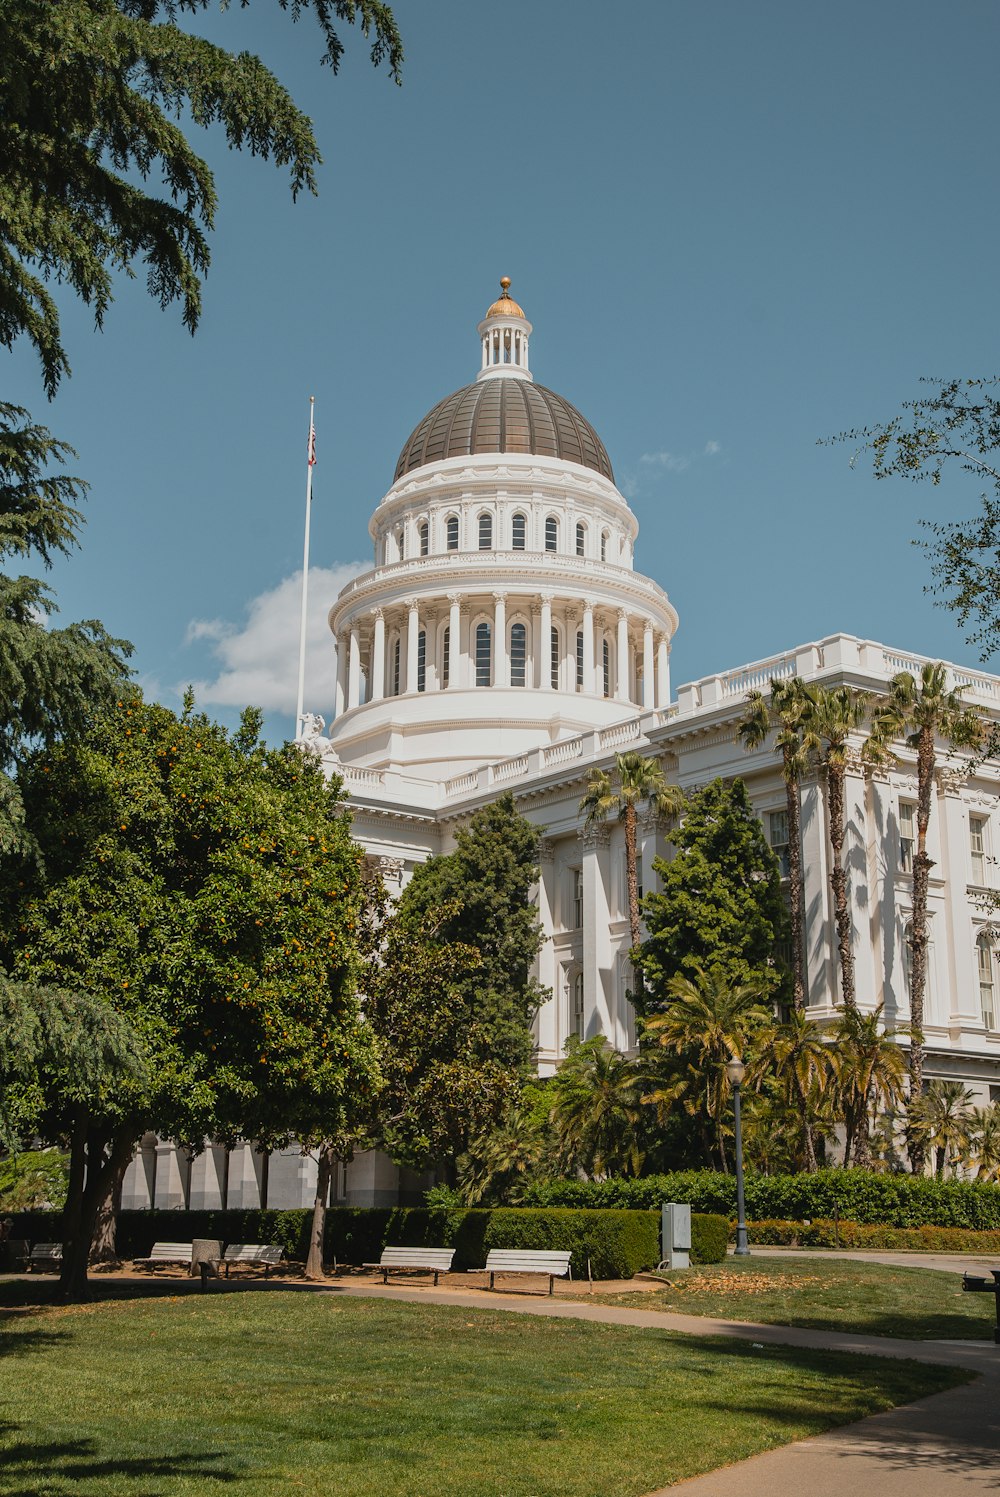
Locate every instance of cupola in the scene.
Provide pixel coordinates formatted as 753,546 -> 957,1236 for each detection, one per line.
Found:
477,276 -> 532,382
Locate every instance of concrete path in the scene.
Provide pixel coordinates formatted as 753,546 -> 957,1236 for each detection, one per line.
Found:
747,1244 -> 1000,1277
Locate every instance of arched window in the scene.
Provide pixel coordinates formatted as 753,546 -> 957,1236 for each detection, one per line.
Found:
478,512 -> 493,550
442,626 -> 450,689
392,638 -> 401,697
418,521 -> 429,557
417,630 -> 426,693
572,972 -> 585,1039
576,630 -> 584,690
576,522 -> 586,557
511,512 -> 526,550
600,530 -> 609,563
545,515 -> 558,552
550,625 -> 560,689
977,934 -> 995,1029
510,622 -> 527,687
475,622 -> 491,687
397,528 -> 405,561
603,638 -> 611,697
446,515 -> 459,551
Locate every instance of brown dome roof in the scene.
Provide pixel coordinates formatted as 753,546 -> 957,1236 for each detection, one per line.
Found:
393,380 -> 614,482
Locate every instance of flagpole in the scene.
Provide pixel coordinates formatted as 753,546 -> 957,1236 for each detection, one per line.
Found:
295,396 -> 315,737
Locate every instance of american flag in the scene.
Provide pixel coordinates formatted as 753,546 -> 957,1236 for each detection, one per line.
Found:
307,421 -> 316,467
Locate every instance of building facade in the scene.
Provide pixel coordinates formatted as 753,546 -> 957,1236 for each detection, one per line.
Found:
122,281 -> 1000,1211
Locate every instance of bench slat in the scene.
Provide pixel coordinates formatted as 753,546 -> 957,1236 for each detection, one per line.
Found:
378,1248 -> 454,1267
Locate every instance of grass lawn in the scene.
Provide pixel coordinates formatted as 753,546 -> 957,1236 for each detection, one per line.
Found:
597,1256 -> 998,1340
0,1289 -> 968,1497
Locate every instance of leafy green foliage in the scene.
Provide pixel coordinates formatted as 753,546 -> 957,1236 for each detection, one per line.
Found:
689,1213 -> 728,1264
737,1218 -> 1000,1254
640,778 -> 789,1013
0,1148 -> 68,1212
548,1036 -> 645,1179
0,0 -> 402,394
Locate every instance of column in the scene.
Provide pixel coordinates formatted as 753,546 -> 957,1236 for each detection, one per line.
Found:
844,746 -> 878,1011
423,610 -> 438,690
616,609 -> 629,702
936,770 -> 980,1029
642,621 -> 655,709
405,598 -> 419,693
347,626 -> 361,710
582,601 -> 595,694
535,839 -> 559,1064
530,603 -> 543,688
335,632 -> 348,717
447,593 -> 461,688
370,609 -> 385,702
799,771 -> 836,1012
656,636 -> 671,707
493,591 -> 509,687
581,823 -> 614,1041
539,593 -> 553,689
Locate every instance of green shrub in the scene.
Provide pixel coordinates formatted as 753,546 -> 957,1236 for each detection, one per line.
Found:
484,1208 -> 658,1279
0,1150 -> 68,1212
747,1217 -> 1000,1254
690,1213 -> 728,1264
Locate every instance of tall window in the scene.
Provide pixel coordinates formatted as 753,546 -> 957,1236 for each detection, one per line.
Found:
899,802 -> 915,873
572,868 -> 583,928
446,515 -> 459,550
418,521 -> 429,557
572,972 -> 585,1039
512,512 -> 526,550
600,531 -> 608,563
602,638 -> 610,697
545,515 -> 558,552
475,622 -> 491,686
768,810 -> 790,879
575,522 -> 586,557
397,528 -> 405,560
442,626 -> 450,689
510,622 -> 527,687
478,512 -> 493,550
978,934 -> 995,1030
550,626 -> 560,689
576,630 -> 584,689
392,639 -> 401,697
971,815 -> 987,884
417,630 -> 426,693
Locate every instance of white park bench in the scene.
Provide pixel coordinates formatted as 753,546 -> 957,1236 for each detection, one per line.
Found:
364,1246 -> 456,1286
221,1244 -> 284,1278
480,1249 -> 573,1296
133,1242 -> 195,1270
28,1242 -> 63,1272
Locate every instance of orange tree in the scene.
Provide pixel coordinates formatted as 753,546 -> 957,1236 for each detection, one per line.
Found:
0,691 -> 378,1298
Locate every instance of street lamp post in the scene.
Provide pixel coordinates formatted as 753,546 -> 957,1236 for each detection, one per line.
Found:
726,1056 -> 750,1257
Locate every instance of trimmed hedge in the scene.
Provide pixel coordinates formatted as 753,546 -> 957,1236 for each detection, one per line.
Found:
747,1217 -> 1000,1254
521,1169 -> 1000,1230
7,1205 -> 661,1280
690,1213 -> 728,1265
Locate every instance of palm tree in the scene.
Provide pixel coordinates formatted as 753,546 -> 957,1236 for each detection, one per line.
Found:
641,966 -> 773,1171
760,1009 -> 834,1172
548,1036 -> 645,1179
808,685 -> 872,1011
457,1101 -> 550,1204
579,751 -> 685,996
908,1079 -> 975,1178
831,1004 -> 908,1167
965,1103 -> 1000,1182
737,677 -> 818,1013
867,664 -> 984,1173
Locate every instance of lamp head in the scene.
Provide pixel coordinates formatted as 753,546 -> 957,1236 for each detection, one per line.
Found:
725,1056 -> 745,1087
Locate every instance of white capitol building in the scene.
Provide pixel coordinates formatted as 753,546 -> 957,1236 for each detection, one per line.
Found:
124,281 -> 1000,1211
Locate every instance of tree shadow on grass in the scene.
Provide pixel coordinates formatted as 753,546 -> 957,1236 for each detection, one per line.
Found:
0,1425 -> 238,1495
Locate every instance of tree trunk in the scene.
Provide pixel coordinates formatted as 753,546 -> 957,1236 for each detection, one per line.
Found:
90,1155 -> 128,1265
852,1102 -> 872,1169
793,1070 -> 818,1172
827,762 -> 857,1009
59,1122 -> 138,1300
906,725 -> 935,1175
783,754 -> 806,1012
305,1141 -> 336,1280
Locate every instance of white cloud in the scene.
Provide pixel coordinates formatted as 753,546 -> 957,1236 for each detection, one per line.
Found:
185,561 -> 368,714
704,440 -> 722,456
640,450 -> 691,473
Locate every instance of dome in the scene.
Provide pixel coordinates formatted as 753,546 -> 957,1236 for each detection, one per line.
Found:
484,276 -> 526,320
393,379 -> 615,482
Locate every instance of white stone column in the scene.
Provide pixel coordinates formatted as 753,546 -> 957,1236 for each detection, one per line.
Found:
800,772 -> 836,1012
347,625 -> 361,710
535,839 -> 559,1064
937,770 -> 980,1029
581,823 -> 614,1040
335,633 -> 348,717
582,601 -> 595,694
531,603 -> 543,688
423,610 -> 438,691
405,598 -> 419,693
616,609 -> 629,702
656,636 -> 671,707
493,591 -> 509,688
539,593 -> 553,689
643,621 -> 655,708
371,608 -> 385,702
447,593 -> 461,688
844,746 -> 878,1011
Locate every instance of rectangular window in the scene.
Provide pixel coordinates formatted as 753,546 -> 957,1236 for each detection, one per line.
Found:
446,516 -> 459,550
475,623 -> 491,687
572,868 -> 583,929
899,802 -> 915,874
550,627 -> 559,690
442,626 -> 450,689
768,809 -> 790,879
417,630 -> 426,693
602,639 -> 610,698
576,631 -> 584,690
419,522 -> 429,557
971,815 -> 987,884
510,622 -> 526,687
572,973 -> 585,1039
978,938 -> 995,1030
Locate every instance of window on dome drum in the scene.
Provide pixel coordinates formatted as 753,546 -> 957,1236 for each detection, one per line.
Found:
442,626 -> 450,689
768,810 -> 790,879
512,512 -> 526,550
392,639 -> 401,697
977,934 -> 996,1030
600,531 -> 608,563
397,528 -> 405,560
475,622 -> 491,686
419,521 -> 429,557
545,516 -> 558,552
550,626 -> 560,689
479,512 -> 493,549
576,522 -> 585,557
971,815 -> 988,884
576,631 -> 584,689
603,639 -> 610,697
446,515 -> 459,550
899,802 -> 915,874
417,631 -> 426,693
572,972 -> 585,1039
510,622 -> 527,687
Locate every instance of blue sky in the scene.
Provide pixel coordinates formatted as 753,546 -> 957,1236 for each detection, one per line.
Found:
11,0 -> 1000,743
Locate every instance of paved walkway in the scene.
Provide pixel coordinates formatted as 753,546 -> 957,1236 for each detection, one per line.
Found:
748,1244 -> 1000,1276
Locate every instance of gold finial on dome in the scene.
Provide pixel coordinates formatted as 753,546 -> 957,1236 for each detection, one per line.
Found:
486,276 -> 526,320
